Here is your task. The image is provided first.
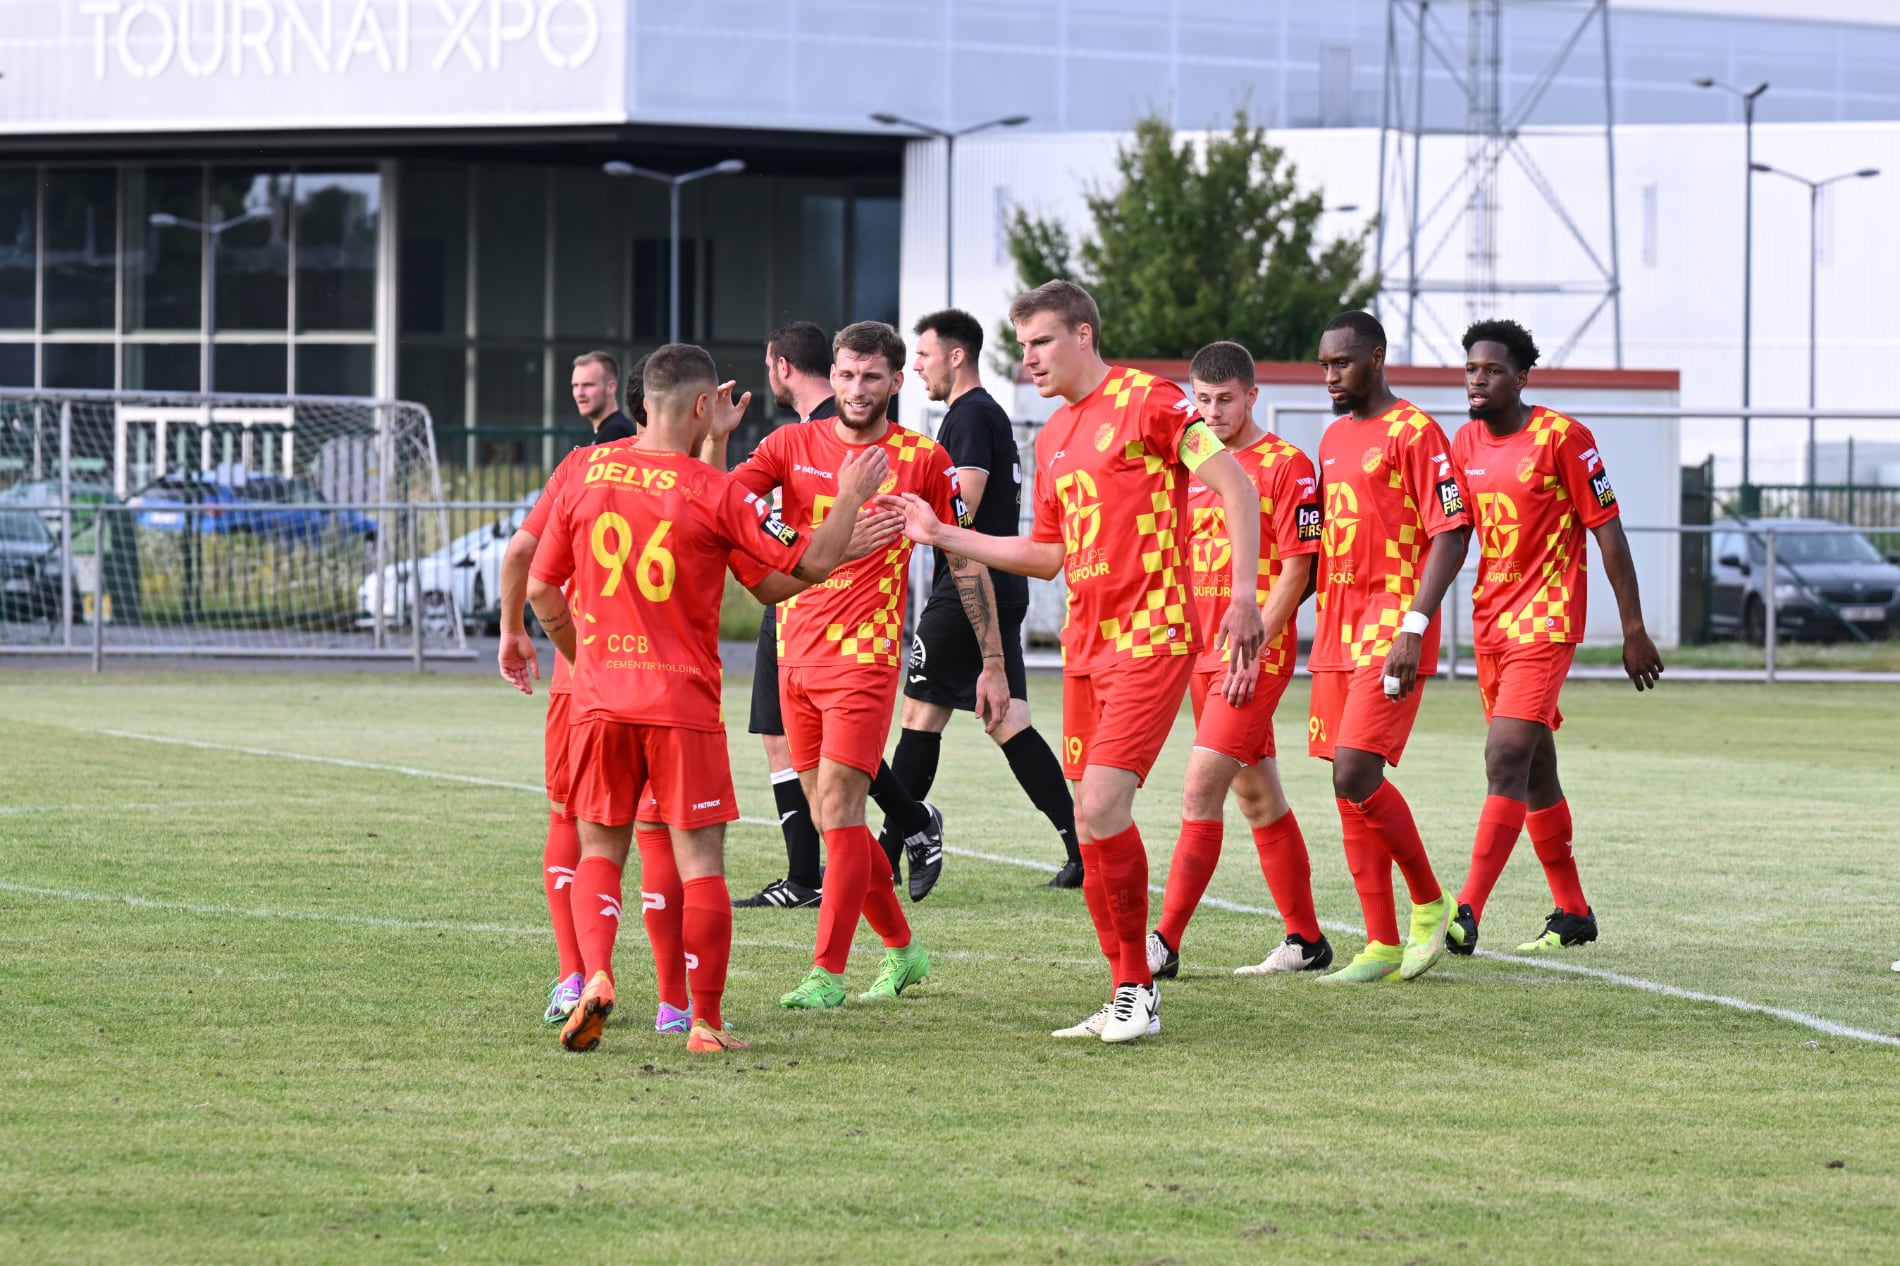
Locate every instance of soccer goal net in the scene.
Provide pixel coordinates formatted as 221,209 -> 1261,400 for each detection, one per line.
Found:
0,389 -> 465,659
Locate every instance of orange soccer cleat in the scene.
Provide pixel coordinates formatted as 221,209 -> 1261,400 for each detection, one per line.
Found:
685,1020 -> 751,1053
560,971 -> 615,1053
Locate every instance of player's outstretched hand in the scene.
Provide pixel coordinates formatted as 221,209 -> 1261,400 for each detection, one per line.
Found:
498,630 -> 540,695
880,492 -> 943,548
974,662 -> 1011,735
1623,627 -> 1663,691
847,507 -> 904,559
1214,598 -> 1266,673
709,380 -> 752,437
1383,631 -> 1422,702
837,445 -> 892,509
1221,656 -> 1260,707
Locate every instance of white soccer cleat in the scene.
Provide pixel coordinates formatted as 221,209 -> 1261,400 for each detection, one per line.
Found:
1100,981 -> 1160,1044
1892,958 -> 1900,974
1051,1001 -> 1113,1038
1235,933 -> 1335,975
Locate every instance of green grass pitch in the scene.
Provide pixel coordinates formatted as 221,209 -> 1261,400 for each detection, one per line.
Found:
3,667 -> 1898,1264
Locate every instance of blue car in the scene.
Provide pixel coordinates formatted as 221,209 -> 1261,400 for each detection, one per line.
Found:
129,474 -> 376,544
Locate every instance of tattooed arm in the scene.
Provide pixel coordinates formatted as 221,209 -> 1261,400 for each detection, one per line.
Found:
946,550 -> 1011,733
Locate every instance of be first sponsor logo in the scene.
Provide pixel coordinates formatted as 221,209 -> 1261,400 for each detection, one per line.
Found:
760,513 -> 799,547
1590,470 -> 1617,509
1436,476 -> 1466,518
1295,502 -> 1323,543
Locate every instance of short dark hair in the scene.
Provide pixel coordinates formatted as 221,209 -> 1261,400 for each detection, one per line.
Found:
833,320 -> 906,372
1462,318 -> 1541,373
642,342 -> 718,402
767,321 -> 831,378
914,308 -> 984,359
1323,310 -> 1387,351
573,350 -> 621,385
623,353 -> 650,426
1008,280 -> 1101,344
1189,341 -> 1256,389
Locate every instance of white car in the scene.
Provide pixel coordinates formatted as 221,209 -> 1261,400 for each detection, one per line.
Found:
357,492 -> 539,634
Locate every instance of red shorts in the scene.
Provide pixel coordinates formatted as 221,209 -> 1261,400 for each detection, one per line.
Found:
1476,642 -> 1573,730
780,661 -> 899,779
1060,655 -> 1195,783
1189,667 -> 1294,765
543,692 -> 572,806
1307,666 -> 1427,766
564,718 -> 738,829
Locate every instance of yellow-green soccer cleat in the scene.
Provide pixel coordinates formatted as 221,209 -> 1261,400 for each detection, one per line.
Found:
1515,907 -> 1599,953
1316,941 -> 1404,983
858,945 -> 931,1002
1400,894 -> 1454,980
778,967 -> 848,1010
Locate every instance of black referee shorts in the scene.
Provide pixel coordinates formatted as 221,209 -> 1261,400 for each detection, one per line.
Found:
747,607 -> 782,736
903,596 -> 1029,712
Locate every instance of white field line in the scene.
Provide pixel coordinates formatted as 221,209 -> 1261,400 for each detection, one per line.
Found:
85,729 -> 1900,1050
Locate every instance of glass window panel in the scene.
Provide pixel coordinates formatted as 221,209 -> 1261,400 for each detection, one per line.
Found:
849,195 -> 900,327
44,168 -> 118,331
773,186 -> 842,332
632,237 -> 700,342
209,168 -> 290,331
43,342 -> 114,388
476,346 -> 545,429
0,342 -> 31,386
705,177 -> 768,345
553,166 -> 626,341
475,165 -> 547,339
399,344 -> 467,430
295,172 -> 379,332
212,342 -> 287,393
126,167 -> 205,333
124,342 -> 201,391
295,343 -> 374,396
0,170 -> 33,330
399,163 -> 469,335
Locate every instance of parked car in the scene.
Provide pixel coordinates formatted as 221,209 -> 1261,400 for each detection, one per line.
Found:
0,507 -> 61,620
0,479 -> 123,539
127,473 -> 376,544
357,491 -> 539,635
1708,517 -> 1900,642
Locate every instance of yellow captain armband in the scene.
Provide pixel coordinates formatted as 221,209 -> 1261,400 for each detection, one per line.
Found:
1177,418 -> 1222,472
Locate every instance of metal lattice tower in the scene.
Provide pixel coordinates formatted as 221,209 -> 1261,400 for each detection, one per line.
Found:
1374,0 -> 1624,367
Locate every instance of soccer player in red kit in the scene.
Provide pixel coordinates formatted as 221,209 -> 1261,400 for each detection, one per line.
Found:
1447,319 -> 1662,955
1308,311 -> 1473,984
525,342 -> 890,1054
732,321 -> 996,1011
1143,341 -> 1332,979
887,281 -> 1266,1043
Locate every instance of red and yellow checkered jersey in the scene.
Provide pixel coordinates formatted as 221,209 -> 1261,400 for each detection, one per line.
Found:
529,444 -> 808,731
1030,367 -> 1225,675
1309,400 -> 1471,676
733,419 -> 967,669
525,446 -> 777,696
1451,406 -> 1620,654
1186,433 -> 1321,677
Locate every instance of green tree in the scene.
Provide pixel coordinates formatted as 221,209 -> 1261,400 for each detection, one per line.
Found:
994,111 -> 1378,375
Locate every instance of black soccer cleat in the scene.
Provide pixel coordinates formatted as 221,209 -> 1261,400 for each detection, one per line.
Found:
906,801 -> 945,902
1448,902 -> 1480,956
1235,932 -> 1334,974
1044,859 -> 1085,889
1515,907 -> 1598,952
731,877 -> 822,909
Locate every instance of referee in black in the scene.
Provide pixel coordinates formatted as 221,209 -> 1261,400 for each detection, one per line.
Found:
887,310 -> 1082,887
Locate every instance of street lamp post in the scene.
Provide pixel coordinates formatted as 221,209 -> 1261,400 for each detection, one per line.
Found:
870,112 -> 1030,306
149,207 -> 269,393
1692,76 -> 1769,496
602,159 -> 747,343
1751,162 -> 1880,508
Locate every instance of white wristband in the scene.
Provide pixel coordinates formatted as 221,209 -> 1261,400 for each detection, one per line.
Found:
1383,674 -> 1402,697
1400,609 -> 1431,637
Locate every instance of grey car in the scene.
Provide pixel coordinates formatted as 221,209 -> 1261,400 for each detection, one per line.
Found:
1709,517 -> 1900,643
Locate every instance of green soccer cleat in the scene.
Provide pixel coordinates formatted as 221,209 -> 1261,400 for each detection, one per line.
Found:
1515,907 -> 1598,953
1447,903 -> 1479,956
1401,894 -> 1454,980
858,945 -> 931,1002
778,967 -> 848,1010
1316,941 -> 1403,984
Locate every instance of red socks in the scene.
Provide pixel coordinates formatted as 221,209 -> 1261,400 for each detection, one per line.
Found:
1252,810 -> 1321,941
1078,844 -> 1118,964
681,875 -> 731,1030
1528,799 -> 1589,914
1356,779 -> 1442,905
543,810 -> 583,978
1092,823 -> 1152,987
860,851 -> 914,951
1155,819 -> 1223,950
1337,797 -> 1400,945
569,854 -> 623,985
1458,795 -> 1528,921
635,828 -> 687,1010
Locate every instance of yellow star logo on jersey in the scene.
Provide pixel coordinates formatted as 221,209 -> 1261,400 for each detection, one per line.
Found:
1322,481 -> 1359,558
